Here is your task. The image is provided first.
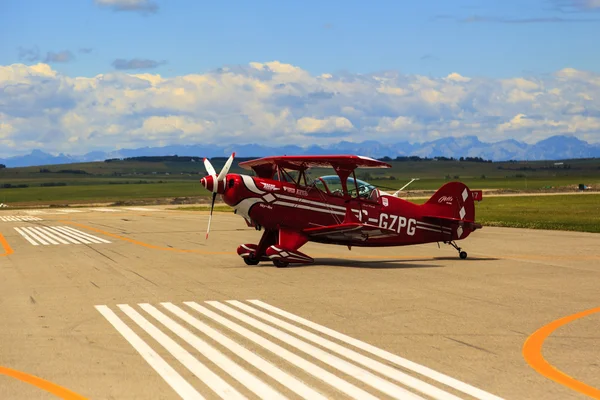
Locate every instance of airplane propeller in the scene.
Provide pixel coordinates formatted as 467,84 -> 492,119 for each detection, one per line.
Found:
202,152 -> 235,239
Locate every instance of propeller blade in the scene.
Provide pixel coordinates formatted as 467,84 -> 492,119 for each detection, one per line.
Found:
217,152 -> 235,182
203,158 -> 216,176
206,192 -> 217,239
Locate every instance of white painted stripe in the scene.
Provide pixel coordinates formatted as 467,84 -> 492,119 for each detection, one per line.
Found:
184,301 -> 374,400
417,221 -> 452,231
61,226 -> 111,243
161,303 -> 324,400
230,301 -> 456,400
140,304 -> 286,400
28,227 -> 61,245
241,175 -> 265,195
95,306 -> 203,400
45,227 -> 82,244
123,207 -> 157,212
91,208 -> 119,212
57,209 -> 83,213
275,194 -> 346,211
415,226 -> 447,234
249,300 -> 504,400
51,227 -> 93,244
206,301 -> 421,400
32,227 -> 70,245
14,227 -> 39,246
118,304 -> 246,400
274,201 -> 345,216
21,227 -> 50,245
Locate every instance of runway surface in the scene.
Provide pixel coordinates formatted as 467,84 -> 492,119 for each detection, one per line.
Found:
0,206 -> 598,400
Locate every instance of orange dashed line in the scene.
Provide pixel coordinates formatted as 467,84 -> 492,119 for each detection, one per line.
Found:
0,366 -> 88,399
0,233 -> 13,256
523,307 -> 600,399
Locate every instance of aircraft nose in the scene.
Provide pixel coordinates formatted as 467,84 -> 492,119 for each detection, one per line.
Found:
200,175 -> 214,192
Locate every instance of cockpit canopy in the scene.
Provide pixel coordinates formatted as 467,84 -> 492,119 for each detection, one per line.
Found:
314,175 -> 378,199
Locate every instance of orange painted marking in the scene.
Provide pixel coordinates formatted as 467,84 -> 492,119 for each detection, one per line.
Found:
523,307 -> 600,399
0,233 -> 13,256
0,366 -> 87,399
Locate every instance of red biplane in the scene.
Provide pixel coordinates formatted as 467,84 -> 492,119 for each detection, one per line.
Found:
201,154 -> 482,267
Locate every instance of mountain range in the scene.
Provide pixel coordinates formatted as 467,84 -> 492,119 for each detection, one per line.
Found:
1,135 -> 599,168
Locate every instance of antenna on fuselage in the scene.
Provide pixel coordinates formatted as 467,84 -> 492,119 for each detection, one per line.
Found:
392,178 -> 420,197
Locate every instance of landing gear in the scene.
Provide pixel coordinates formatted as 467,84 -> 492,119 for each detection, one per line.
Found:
445,241 -> 468,259
243,252 -> 260,266
273,259 -> 289,268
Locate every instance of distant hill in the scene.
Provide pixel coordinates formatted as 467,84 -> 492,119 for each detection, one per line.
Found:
1,135 -> 599,167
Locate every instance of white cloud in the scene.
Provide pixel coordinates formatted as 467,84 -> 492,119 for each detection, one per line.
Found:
0,61 -> 600,157
296,116 -> 354,134
445,72 -> 471,83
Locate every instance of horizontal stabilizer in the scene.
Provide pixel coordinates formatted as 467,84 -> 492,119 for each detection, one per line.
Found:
303,222 -> 397,241
423,215 -> 482,230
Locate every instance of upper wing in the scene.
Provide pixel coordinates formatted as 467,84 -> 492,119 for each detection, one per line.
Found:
303,222 -> 397,241
239,155 -> 391,178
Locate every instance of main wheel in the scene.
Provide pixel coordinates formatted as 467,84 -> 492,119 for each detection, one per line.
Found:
244,252 -> 260,266
459,251 -> 468,260
273,259 -> 289,268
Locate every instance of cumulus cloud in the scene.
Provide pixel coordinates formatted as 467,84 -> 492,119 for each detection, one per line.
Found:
296,117 -> 354,134
112,58 -> 167,70
94,0 -> 158,13
0,61 -> 599,156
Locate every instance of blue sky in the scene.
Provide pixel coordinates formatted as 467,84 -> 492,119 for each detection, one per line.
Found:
1,0 -> 600,156
2,0 -> 599,78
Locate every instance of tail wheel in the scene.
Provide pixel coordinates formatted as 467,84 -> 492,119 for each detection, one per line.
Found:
273,259 -> 289,268
244,252 -> 260,266
459,251 -> 468,260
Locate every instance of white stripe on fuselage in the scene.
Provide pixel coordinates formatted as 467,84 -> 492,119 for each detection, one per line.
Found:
275,194 -> 346,211
241,175 -> 266,195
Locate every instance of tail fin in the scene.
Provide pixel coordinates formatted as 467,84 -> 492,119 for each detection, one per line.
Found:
425,182 -> 475,222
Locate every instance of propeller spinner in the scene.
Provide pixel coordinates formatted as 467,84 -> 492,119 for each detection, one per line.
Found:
200,152 -> 235,239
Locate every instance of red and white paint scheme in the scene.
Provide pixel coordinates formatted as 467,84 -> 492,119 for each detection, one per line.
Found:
201,154 -> 483,267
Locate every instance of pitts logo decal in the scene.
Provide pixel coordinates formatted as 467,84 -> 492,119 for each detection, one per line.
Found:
437,196 -> 453,204
261,183 -> 279,191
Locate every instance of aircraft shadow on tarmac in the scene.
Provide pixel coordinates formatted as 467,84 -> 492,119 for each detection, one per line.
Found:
295,258 -> 442,269
292,256 -> 499,269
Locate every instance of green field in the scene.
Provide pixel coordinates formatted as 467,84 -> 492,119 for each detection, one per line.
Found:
0,157 -> 599,209
474,194 -> 600,233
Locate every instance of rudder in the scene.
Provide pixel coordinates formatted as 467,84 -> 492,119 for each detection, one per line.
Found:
425,182 -> 475,222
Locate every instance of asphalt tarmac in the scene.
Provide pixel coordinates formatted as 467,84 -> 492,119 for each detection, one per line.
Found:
0,206 -> 598,400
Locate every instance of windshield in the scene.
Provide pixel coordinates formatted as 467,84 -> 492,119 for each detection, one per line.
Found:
316,175 -> 377,198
